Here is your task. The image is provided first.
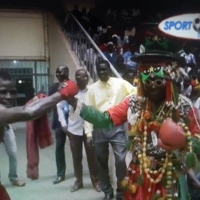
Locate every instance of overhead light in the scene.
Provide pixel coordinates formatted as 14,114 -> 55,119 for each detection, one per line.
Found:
13,60 -> 17,64
18,80 -> 22,84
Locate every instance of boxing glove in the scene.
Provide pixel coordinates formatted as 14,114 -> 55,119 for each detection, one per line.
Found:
158,118 -> 186,151
58,80 -> 78,98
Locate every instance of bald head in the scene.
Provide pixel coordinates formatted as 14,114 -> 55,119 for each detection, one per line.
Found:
75,69 -> 88,90
56,65 -> 69,82
75,69 -> 87,76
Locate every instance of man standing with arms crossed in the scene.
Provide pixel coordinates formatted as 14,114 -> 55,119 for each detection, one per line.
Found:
85,60 -> 136,200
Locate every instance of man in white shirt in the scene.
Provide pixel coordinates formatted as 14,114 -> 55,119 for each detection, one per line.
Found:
57,69 -> 101,193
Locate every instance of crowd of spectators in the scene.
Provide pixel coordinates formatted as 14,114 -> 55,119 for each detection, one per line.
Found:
66,4 -> 200,93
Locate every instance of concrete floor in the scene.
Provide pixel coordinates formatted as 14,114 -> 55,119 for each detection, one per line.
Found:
0,122 -> 116,200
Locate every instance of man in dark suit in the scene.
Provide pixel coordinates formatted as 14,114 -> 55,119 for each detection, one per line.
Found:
103,42 -> 120,69
49,65 -> 70,184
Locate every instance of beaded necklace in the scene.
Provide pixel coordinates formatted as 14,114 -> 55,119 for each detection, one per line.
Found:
121,95 -> 197,199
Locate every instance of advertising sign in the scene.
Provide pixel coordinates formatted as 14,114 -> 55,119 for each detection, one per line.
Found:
158,13 -> 200,39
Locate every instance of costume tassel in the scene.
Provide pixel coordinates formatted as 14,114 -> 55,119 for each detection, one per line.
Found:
137,80 -> 144,97
152,194 -> 161,200
136,174 -> 144,186
191,137 -> 200,154
165,80 -> 172,103
164,198 -> 180,200
172,82 -> 179,105
186,152 -> 198,169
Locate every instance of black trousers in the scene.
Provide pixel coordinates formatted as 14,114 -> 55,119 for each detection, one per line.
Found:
68,131 -> 99,185
93,125 -> 127,197
55,127 -> 67,178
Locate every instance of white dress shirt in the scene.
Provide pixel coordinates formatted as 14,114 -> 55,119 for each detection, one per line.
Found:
57,88 -> 88,136
67,88 -> 87,136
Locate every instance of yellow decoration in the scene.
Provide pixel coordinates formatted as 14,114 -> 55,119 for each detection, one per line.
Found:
127,184 -> 137,194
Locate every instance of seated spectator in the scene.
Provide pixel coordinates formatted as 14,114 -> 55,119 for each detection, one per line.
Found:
112,34 -> 122,55
180,77 -> 192,98
105,9 -> 116,27
123,68 -> 137,86
115,56 -> 126,76
88,7 -> 103,37
180,45 -> 197,75
80,7 -> 90,31
192,72 -> 200,103
98,33 -> 108,52
123,35 -> 135,53
99,26 -> 114,46
71,4 -> 82,21
123,43 -> 139,69
121,8 -> 133,30
117,31 -> 127,46
103,42 -> 119,69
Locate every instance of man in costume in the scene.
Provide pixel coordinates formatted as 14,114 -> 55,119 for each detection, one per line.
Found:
0,71 -> 78,200
74,52 -> 200,199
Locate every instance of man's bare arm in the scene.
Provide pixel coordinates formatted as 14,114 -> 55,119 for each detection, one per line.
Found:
0,92 -> 62,125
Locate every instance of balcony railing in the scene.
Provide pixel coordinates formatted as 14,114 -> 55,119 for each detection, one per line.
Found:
64,11 -> 122,81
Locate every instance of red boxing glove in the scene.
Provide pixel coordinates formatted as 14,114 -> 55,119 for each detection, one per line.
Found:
58,80 -> 78,98
158,118 -> 186,151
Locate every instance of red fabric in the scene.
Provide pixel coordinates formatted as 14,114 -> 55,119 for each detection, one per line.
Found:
26,94 -> 53,180
187,107 -> 200,135
0,183 -> 10,200
99,43 -> 108,52
108,97 -> 130,126
124,164 -> 165,200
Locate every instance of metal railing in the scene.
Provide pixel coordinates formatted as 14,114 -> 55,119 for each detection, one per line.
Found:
64,11 -> 122,81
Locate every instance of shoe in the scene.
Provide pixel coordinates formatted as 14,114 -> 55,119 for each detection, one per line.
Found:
53,176 -> 65,184
71,182 -> 83,192
11,180 -> 26,187
93,184 -> 101,192
103,192 -> 114,200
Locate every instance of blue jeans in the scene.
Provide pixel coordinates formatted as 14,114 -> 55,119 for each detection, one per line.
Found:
3,126 -> 18,182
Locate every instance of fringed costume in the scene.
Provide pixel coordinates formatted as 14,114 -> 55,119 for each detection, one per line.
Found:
79,53 -> 200,199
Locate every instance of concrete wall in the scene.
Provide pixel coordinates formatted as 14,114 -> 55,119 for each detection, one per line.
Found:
0,11 -> 46,60
48,13 -> 80,82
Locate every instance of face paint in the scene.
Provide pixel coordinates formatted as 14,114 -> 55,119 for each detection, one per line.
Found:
140,66 -> 164,82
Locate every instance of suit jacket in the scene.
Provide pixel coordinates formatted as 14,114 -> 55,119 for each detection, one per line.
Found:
103,52 -> 119,68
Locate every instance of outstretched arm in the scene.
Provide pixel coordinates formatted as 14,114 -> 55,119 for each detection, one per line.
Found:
0,80 -> 78,126
80,97 -> 130,128
0,92 -> 62,125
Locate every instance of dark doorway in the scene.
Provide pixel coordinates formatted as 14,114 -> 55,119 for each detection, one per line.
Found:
15,76 -> 34,106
